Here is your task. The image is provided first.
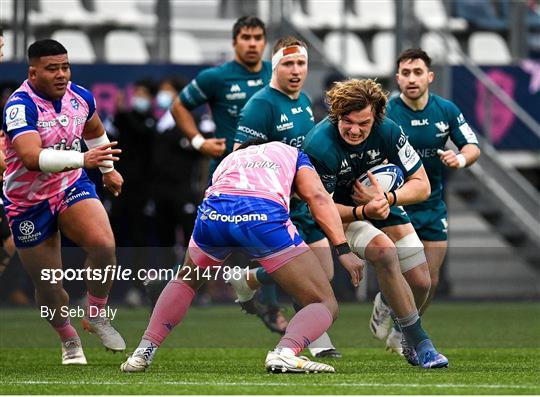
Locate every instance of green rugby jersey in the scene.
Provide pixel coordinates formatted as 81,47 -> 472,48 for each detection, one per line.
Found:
303,117 -> 422,206
387,94 -> 479,210
180,60 -> 272,161
234,85 -> 315,148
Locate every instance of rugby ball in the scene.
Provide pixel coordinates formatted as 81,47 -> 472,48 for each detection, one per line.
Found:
357,163 -> 404,192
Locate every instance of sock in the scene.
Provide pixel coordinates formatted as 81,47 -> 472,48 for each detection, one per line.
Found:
53,319 -> 79,342
260,284 -> 278,306
277,303 -> 333,355
396,311 -> 429,349
133,338 -> 159,363
87,293 -> 107,318
143,279 -> 195,345
308,332 -> 335,355
256,268 -> 274,285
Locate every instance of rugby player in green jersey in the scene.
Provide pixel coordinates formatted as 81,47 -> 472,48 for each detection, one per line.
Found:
171,16 -> 271,177
369,48 -> 480,350
303,78 -> 448,368
229,36 -> 341,358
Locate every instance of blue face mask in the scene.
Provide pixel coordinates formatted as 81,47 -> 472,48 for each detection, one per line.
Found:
156,91 -> 174,110
132,96 -> 151,113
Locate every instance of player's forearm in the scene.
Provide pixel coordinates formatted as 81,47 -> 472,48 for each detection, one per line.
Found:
393,178 -> 430,206
171,98 -> 200,140
459,144 -> 481,166
307,192 -> 348,245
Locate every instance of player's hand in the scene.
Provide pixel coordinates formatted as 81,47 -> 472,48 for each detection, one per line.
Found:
83,141 -> 121,169
437,149 -> 463,168
102,169 -> 123,197
361,172 -> 389,219
337,252 -> 364,287
201,138 -> 226,158
351,178 -> 378,205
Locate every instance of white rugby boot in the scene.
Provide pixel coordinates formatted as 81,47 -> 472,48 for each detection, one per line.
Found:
385,327 -> 404,355
82,315 -> 126,352
61,337 -> 87,365
120,342 -> 158,373
369,292 -> 393,340
265,348 -> 335,373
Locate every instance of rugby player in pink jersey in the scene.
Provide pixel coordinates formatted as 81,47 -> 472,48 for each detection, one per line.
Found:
121,140 -> 383,374
1,39 -> 125,364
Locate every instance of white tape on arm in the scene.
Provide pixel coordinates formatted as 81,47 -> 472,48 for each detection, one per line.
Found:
191,133 -> 206,151
84,133 -> 114,173
456,153 -> 467,168
38,150 -> 84,173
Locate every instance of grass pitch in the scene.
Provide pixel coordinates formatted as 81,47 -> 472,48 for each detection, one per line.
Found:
1,302 -> 539,394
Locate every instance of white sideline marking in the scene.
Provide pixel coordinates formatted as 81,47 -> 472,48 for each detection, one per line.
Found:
3,380 -> 537,390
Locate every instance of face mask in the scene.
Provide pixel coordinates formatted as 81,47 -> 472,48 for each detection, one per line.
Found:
156,90 -> 174,110
132,96 -> 151,113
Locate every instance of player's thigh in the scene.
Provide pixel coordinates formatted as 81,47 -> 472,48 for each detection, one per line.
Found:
422,240 -> 448,276
17,232 -> 63,287
270,249 -> 336,309
308,238 -> 333,280
58,198 -> 115,248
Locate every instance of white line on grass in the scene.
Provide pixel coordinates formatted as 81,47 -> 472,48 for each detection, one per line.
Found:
3,380 -> 537,390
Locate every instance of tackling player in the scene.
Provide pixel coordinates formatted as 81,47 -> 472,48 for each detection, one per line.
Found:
121,140 -> 364,374
1,39 -> 126,364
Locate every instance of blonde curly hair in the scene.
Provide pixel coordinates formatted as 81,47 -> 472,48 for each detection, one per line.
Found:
326,79 -> 388,125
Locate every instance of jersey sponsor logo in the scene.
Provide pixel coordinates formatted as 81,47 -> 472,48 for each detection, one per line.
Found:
227,105 -> 239,117
230,84 -> 241,92
339,159 -> 351,174
201,210 -> 268,224
5,104 -> 27,131
63,189 -> 91,206
435,121 -> 450,137
291,107 -> 303,114
19,220 -> 35,236
247,79 -> 263,87
459,122 -> 478,144
58,114 -> 69,127
243,160 -> 280,170
49,138 -> 82,152
411,118 -> 429,126
277,114 -> 293,131
398,140 -> 420,171
70,98 -> 79,110
280,113 -> 289,123
237,125 -> 266,139
37,119 -> 57,128
457,113 -> 465,124
283,136 -> 304,148
73,116 -> 86,126
225,83 -> 246,100
416,148 -> 439,158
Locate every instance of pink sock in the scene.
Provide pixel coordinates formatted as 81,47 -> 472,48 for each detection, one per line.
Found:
277,303 -> 333,355
53,320 -> 79,342
87,293 -> 107,318
143,280 -> 195,346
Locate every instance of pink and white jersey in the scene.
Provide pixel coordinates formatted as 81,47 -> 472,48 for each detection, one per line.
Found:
2,80 -> 96,207
206,141 -> 314,211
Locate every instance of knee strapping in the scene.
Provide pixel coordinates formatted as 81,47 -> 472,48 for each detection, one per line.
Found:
395,233 -> 426,273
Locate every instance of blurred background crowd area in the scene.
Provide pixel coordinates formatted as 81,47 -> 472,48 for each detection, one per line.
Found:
0,0 -> 539,307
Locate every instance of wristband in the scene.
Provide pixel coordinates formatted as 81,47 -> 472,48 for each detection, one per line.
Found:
352,206 -> 360,221
38,149 -> 84,173
389,190 -> 397,207
334,242 -> 351,256
84,133 -> 114,174
191,134 -> 206,151
456,153 -> 466,168
361,205 -> 370,221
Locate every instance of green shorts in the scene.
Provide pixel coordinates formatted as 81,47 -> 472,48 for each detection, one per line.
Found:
406,201 -> 448,241
370,206 -> 411,230
290,198 -> 326,244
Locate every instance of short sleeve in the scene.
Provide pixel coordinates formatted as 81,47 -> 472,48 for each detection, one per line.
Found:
70,83 -> 96,120
307,154 -> 337,195
234,99 -> 273,144
387,123 -> 422,177
2,92 -> 39,141
447,101 -> 479,149
296,149 -> 315,172
179,69 -> 216,110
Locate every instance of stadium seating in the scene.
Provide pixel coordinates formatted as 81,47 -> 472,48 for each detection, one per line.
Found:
1,29 -> 13,61
469,31 -> 512,65
51,30 -> 96,63
104,30 -> 149,63
291,0 -> 345,30
372,31 -> 395,77
413,0 -> 468,32
171,31 -> 204,64
420,32 -> 464,65
29,0 -> 103,28
324,31 -> 378,77
346,0 -> 395,30
94,0 -> 156,28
